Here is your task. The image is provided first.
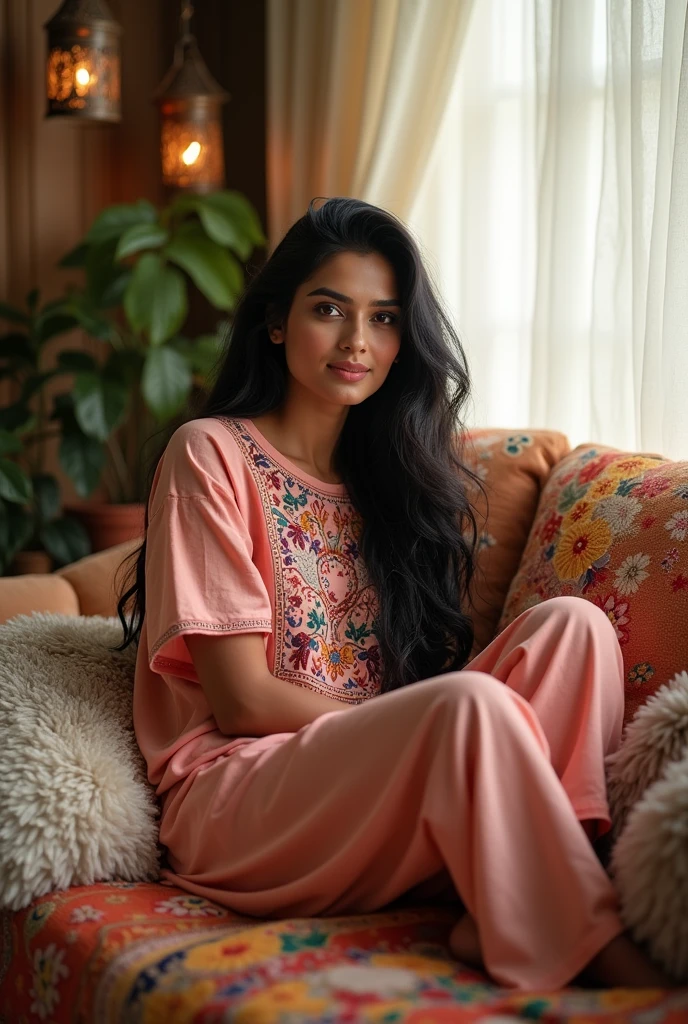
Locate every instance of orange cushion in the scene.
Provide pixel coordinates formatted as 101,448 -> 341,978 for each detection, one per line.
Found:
462,429 -> 571,657
0,574 -> 79,624
498,444 -> 688,726
55,539 -> 141,618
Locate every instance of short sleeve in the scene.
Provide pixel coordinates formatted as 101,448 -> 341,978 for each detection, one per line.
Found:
145,421 -> 273,681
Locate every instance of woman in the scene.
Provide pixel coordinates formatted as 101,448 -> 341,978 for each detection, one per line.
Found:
117,196 -> 673,991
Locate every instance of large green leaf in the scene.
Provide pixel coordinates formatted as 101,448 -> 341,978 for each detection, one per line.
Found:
115,223 -> 169,261
59,431 -> 106,497
124,253 -> 187,344
0,302 -> 29,326
73,372 -> 129,441
171,332 -> 224,377
36,312 -> 79,344
0,459 -> 32,504
31,473 -> 61,524
123,252 -> 161,332
3,501 -> 34,564
142,346 -> 192,421
0,431 -> 21,456
164,224 -> 241,310
67,293 -> 115,341
0,402 -> 33,432
104,348 -> 144,386
40,517 -> 91,566
85,199 -> 157,245
58,242 -> 88,268
100,269 -> 132,308
198,191 -> 266,247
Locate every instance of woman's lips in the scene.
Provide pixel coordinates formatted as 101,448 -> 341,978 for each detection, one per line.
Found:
328,366 -> 370,382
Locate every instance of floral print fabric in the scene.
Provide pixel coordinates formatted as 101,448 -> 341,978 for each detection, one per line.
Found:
2,882 -> 685,1023
224,418 -> 383,701
498,444 -> 688,726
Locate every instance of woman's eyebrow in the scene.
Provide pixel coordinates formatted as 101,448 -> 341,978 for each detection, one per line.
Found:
306,287 -> 401,307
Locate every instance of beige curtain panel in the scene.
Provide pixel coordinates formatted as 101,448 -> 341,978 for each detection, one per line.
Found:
266,0 -> 475,247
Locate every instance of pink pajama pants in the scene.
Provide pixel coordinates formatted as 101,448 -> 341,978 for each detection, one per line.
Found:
159,595 -> 627,992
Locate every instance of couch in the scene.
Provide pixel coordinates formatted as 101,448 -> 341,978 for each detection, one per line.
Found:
1,427 -> 687,1023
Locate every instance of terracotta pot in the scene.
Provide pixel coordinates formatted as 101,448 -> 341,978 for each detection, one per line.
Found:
10,550 -> 53,575
65,502 -> 146,553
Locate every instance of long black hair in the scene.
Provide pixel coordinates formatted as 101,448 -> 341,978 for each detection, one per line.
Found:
114,196 -> 488,691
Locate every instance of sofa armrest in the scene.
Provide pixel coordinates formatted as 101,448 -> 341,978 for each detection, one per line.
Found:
0,575 -> 80,625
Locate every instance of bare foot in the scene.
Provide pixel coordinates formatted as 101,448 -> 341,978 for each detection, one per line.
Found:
576,932 -> 678,989
448,911 -> 484,969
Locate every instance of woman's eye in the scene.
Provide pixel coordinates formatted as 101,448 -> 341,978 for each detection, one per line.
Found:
315,304 -> 396,325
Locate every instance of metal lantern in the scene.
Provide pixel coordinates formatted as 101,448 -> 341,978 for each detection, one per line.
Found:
44,0 -> 122,122
154,1 -> 229,193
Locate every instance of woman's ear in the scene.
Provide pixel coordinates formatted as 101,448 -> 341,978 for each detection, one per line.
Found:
266,303 -> 285,345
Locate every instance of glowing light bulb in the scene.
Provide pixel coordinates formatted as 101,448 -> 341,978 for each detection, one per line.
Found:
181,141 -> 201,166
75,67 -> 91,87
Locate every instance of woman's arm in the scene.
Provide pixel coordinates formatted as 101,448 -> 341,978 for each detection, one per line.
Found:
186,632 -> 351,736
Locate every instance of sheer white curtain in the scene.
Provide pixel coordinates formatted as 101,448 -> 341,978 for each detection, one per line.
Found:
409,0 -> 688,460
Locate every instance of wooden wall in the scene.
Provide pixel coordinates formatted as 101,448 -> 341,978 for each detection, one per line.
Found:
0,0 -> 267,499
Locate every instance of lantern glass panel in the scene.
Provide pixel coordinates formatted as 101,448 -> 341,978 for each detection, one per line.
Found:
46,42 -> 120,117
160,109 -> 225,191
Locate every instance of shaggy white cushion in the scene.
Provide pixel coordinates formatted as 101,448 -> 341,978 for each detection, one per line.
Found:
605,670 -> 688,982
0,613 -> 160,911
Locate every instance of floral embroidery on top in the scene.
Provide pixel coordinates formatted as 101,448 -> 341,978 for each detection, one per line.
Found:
219,418 -> 383,703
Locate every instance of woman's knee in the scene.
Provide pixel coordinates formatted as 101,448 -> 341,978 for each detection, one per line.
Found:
529,594 -> 619,643
423,670 -> 521,715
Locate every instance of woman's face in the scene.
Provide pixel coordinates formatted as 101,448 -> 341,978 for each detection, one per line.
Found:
269,250 -> 402,409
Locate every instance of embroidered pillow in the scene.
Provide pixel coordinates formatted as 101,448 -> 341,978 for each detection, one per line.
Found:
498,444 -> 688,726
461,429 -> 571,658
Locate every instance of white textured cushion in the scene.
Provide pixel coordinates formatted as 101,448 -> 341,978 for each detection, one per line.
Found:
606,670 -> 688,982
0,614 -> 159,911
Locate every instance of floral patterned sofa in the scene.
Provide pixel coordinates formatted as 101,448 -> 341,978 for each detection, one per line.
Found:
1,427 -> 687,1023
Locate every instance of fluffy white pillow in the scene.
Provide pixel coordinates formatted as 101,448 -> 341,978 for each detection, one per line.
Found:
605,670 -> 688,982
0,613 -> 160,911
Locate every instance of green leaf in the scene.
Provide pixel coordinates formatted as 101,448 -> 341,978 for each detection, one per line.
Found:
85,199 -> 157,245
164,224 -> 241,310
31,473 -> 61,524
57,350 -> 98,373
104,348 -> 144,385
58,242 -> 88,268
198,191 -> 266,248
0,431 -> 21,456
0,402 -> 33,432
100,269 -> 132,308
4,501 -> 35,563
36,313 -> 79,344
67,295 -> 115,341
123,252 -> 161,332
171,333 -> 224,376
40,517 -> 91,566
0,500 -> 8,566
0,333 -> 34,366
59,431 -> 106,497
21,372 -> 55,402
124,253 -> 188,344
0,459 -> 33,504
0,302 -> 30,326
85,238 -> 121,307
115,223 -> 169,261
73,372 -> 129,441
141,346 -> 192,421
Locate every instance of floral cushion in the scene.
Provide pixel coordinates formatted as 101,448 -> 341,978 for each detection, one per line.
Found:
1,882 -> 685,1022
498,444 -> 688,726
462,429 -> 571,657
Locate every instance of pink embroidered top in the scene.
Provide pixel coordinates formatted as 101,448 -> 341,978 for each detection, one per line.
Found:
133,416 -> 383,795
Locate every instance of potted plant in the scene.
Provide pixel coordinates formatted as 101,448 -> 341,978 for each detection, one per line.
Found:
0,289 -> 91,574
55,189 -> 266,550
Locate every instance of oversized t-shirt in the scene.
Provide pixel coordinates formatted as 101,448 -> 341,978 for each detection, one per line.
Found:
133,416 -> 383,795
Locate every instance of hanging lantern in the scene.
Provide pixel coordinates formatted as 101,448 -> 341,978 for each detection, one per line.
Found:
44,0 -> 122,122
154,1 -> 230,193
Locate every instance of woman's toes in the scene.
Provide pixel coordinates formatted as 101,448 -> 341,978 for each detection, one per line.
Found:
448,911 -> 484,968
